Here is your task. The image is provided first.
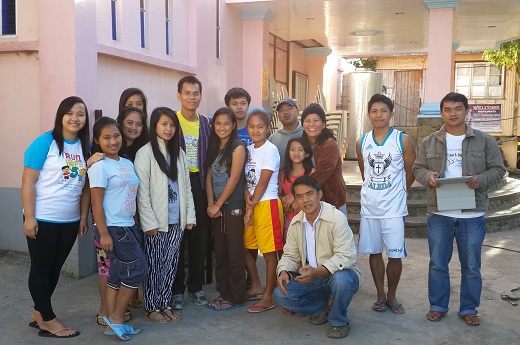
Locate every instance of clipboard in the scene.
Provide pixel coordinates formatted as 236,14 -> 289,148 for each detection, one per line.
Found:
434,176 -> 476,211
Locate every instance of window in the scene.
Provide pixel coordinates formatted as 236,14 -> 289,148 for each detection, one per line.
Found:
455,62 -> 504,99
216,0 -> 221,59
268,34 -> 289,93
1,0 -> 16,35
140,0 -> 147,48
111,0 -> 118,40
165,0 -> 171,55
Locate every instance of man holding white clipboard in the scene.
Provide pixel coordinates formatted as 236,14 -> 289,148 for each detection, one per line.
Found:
413,92 -> 505,327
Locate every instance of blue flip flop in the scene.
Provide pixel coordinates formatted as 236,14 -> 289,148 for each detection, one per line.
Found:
103,316 -> 131,341
104,324 -> 142,336
389,303 -> 405,314
208,298 -> 242,311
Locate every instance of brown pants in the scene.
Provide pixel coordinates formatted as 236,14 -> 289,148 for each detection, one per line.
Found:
211,208 -> 247,305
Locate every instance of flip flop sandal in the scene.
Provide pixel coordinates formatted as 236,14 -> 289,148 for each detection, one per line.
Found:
246,303 -> 276,313
38,328 -> 80,338
103,316 -> 131,341
144,310 -> 171,324
389,303 -> 406,314
426,310 -> 446,322
104,324 -> 141,336
128,298 -> 144,308
96,314 -> 107,327
207,299 -> 242,311
209,296 -> 225,308
461,314 -> 480,326
372,300 -> 388,312
124,309 -> 133,322
29,321 -> 41,330
161,306 -> 182,320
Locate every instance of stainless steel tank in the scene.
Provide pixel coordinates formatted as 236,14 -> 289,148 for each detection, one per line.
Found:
342,71 -> 383,159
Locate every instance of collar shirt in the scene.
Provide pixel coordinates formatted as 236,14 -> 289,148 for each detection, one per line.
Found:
303,205 -> 323,268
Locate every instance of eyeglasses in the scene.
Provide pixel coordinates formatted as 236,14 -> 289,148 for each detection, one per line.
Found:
182,91 -> 201,98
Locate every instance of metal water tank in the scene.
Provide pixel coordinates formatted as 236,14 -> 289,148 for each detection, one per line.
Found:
342,71 -> 383,159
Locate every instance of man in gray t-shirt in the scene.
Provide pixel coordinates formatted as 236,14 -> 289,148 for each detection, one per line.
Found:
269,99 -> 303,168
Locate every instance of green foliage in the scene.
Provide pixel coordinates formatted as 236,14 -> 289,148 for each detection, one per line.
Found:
483,39 -> 520,74
351,57 -> 378,71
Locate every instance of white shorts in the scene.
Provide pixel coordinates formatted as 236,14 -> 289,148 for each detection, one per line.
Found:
358,217 -> 407,258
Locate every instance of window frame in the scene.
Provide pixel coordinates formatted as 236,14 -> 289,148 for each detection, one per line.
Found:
165,0 -> 172,55
455,61 -> 505,99
1,0 -> 16,36
140,0 -> 147,48
111,0 -> 118,41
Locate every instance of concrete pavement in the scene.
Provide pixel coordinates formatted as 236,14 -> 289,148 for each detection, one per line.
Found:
1,229 -> 519,345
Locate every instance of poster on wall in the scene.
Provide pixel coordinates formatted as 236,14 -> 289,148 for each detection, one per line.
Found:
466,104 -> 501,132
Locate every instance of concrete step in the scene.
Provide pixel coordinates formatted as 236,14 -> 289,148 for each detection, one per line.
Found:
347,203 -> 520,238
346,177 -> 520,218
346,175 -> 512,201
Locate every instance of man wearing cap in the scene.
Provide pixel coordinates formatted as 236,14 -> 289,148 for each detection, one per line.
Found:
269,99 -> 303,168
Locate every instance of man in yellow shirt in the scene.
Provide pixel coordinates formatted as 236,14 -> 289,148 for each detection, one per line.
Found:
171,76 -> 211,309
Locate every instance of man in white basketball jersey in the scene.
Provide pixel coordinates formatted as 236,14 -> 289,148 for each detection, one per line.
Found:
356,94 -> 416,314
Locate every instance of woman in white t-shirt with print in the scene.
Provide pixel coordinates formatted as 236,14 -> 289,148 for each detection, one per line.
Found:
243,110 -> 284,314
22,96 -> 90,338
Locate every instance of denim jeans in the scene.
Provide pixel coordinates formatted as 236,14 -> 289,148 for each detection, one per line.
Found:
273,269 -> 359,326
427,213 -> 486,316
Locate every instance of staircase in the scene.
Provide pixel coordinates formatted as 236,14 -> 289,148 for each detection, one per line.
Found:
346,176 -> 520,237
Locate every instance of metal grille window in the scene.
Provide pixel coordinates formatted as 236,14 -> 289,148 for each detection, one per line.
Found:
165,0 -> 171,55
455,62 -> 504,99
140,0 -> 147,48
111,0 -> 118,41
1,0 -> 16,35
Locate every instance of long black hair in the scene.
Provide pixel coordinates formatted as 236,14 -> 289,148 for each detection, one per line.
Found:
52,96 -> 90,160
116,106 -> 150,160
281,137 -> 314,183
91,117 -> 121,154
149,107 -> 180,181
119,88 -> 148,118
206,107 -> 239,168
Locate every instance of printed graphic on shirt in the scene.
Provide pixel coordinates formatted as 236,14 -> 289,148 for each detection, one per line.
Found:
118,165 -> 138,213
168,184 -> 178,204
211,155 -> 229,195
184,135 -> 199,168
60,151 -> 87,192
246,166 -> 257,191
367,151 -> 392,190
446,150 -> 462,168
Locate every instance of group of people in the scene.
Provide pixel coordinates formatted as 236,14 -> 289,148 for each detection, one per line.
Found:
22,79 -> 505,340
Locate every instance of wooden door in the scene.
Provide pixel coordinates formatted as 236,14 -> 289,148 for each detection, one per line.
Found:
393,70 -> 422,127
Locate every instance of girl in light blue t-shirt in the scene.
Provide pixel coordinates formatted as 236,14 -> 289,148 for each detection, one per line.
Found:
89,117 -> 147,341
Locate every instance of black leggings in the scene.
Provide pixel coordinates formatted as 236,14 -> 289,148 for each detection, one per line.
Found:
26,220 -> 79,321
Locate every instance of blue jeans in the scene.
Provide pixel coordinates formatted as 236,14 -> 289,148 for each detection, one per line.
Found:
427,214 -> 486,316
273,269 -> 359,326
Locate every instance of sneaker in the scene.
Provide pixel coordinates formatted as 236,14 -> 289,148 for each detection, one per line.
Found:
170,294 -> 185,310
187,290 -> 209,306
